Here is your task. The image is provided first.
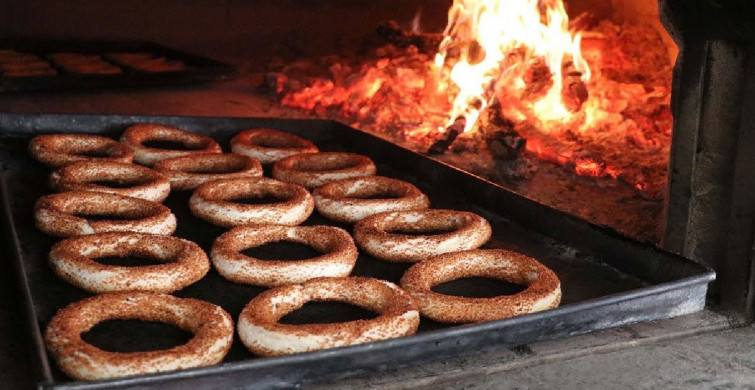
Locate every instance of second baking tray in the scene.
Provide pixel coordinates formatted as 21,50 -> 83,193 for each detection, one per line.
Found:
0,39 -> 235,92
0,113 -> 714,389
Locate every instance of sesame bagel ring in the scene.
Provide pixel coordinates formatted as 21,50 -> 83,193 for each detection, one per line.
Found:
44,292 -> 234,381
313,176 -> 430,223
154,153 -> 263,191
49,232 -> 210,293
231,128 -> 318,164
400,249 -> 562,323
237,277 -> 419,357
272,152 -> 377,189
35,191 -> 177,237
211,224 -> 357,287
49,161 -> 171,202
120,123 -> 222,166
353,209 -> 492,262
189,177 -> 314,228
29,134 -> 134,167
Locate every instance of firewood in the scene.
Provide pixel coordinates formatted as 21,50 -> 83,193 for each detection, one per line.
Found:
376,20 -> 442,53
428,117 -> 466,154
561,60 -> 589,112
487,131 -> 526,160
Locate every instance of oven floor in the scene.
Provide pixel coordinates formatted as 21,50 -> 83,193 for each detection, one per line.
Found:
0,68 -> 731,389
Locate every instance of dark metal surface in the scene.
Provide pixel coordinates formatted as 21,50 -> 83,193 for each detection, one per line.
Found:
0,40 -> 235,92
0,113 -> 714,390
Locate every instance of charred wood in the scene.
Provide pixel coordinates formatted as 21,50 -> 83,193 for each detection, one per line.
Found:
479,106 -> 526,160
428,117 -> 466,154
569,12 -> 599,32
377,20 -> 443,54
523,60 -> 553,101
487,130 -> 526,160
561,60 -> 589,112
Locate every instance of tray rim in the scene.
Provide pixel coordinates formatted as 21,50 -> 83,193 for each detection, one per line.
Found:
0,113 -> 716,389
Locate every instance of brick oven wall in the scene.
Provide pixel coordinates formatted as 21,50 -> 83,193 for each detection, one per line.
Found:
0,0 -> 451,59
0,1 -> 675,60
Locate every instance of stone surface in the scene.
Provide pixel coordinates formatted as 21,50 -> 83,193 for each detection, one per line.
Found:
309,312 -> 736,390
439,325 -> 755,390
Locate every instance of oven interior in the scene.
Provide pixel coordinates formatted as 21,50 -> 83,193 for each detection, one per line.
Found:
1,0 -> 754,316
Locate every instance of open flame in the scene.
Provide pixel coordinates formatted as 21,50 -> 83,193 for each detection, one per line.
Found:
274,0 -> 674,198
435,0 -> 590,132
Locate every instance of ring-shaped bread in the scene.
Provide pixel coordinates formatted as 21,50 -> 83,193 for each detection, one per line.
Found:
189,177 -> 314,228
120,123 -> 222,166
44,292 -> 234,381
154,153 -> 263,191
230,128 -> 318,165
237,277 -> 419,356
400,249 -> 562,323
29,134 -> 134,167
313,175 -> 430,223
49,161 -> 171,202
272,152 -> 377,189
211,224 -> 357,286
35,191 -> 177,237
49,232 -> 210,293
353,209 -> 492,262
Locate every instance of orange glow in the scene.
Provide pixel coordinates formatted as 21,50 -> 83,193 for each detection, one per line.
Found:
435,0 -> 590,132
277,1 -> 675,197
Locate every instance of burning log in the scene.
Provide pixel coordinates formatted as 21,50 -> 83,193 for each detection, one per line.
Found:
522,60 -> 553,102
376,21 -> 443,54
486,130 -> 526,160
568,12 -> 599,33
561,60 -> 589,112
428,117 -> 466,154
479,104 -> 526,160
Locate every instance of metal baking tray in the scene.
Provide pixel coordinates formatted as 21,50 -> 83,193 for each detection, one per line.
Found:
0,40 -> 235,92
0,113 -> 714,389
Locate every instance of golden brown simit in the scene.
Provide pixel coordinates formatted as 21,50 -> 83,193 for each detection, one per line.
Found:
400,249 -> 562,323
211,224 -> 358,286
313,175 -> 430,223
35,191 -> 177,237
44,292 -> 234,380
353,209 -> 492,262
120,123 -> 221,166
49,161 -> 171,202
154,153 -> 263,191
49,232 -> 209,293
272,152 -> 377,189
29,134 -> 134,167
237,277 -> 419,356
231,128 -> 318,165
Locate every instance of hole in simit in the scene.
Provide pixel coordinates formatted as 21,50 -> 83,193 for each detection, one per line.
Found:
77,149 -> 113,158
227,195 -> 287,205
386,226 -> 459,236
82,319 -> 193,352
432,277 -> 526,298
242,241 -> 322,261
279,301 -> 379,325
93,255 -> 164,267
91,177 -> 153,188
142,140 -> 203,151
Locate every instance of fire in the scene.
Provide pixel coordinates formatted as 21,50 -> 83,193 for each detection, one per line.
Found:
435,0 -> 590,132
274,1 -> 675,198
